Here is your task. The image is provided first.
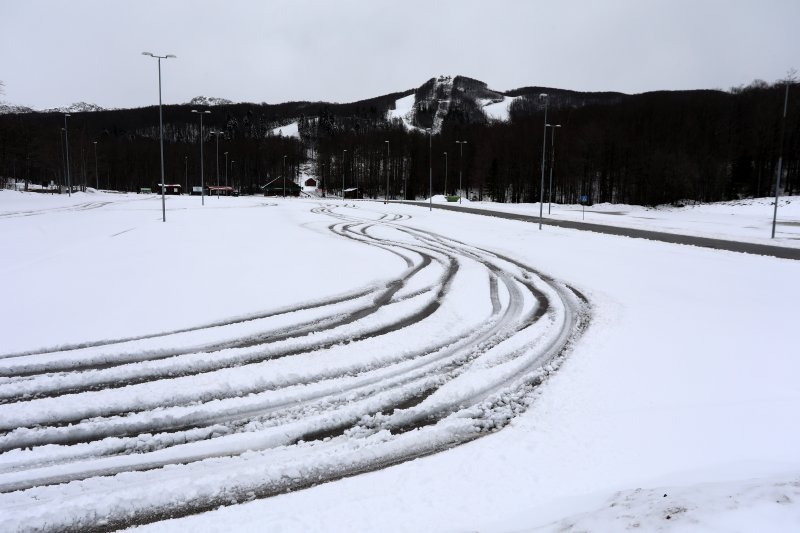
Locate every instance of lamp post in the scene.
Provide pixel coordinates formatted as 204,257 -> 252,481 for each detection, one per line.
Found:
426,128 -> 432,211
59,128 -> 66,194
545,123 -> 561,214
341,149 -> 347,200
385,140 -> 390,202
283,155 -> 287,198
224,151 -> 229,189
192,109 -> 211,205
64,114 -> 71,197
209,130 -> 222,187
142,51 -> 176,222
538,93 -> 549,230
231,160 -> 236,192
443,151 -> 448,197
184,155 -> 188,193
92,141 -> 99,190
455,140 -> 467,204
771,78 -> 792,239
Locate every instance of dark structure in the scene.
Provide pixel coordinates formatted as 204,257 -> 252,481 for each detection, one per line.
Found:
262,177 -> 301,197
156,183 -> 181,195
207,185 -> 234,196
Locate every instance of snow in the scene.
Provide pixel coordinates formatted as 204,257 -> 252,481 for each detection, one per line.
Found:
388,93 -> 419,131
481,95 -> 518,121
271,121 -> 299,138
1,190 -> 798,532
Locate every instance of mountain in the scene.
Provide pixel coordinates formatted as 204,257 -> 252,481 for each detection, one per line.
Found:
44,102 -> 107,113
385,75 -> 628,133
0,102 -> 34,115
188,96 -> 234,107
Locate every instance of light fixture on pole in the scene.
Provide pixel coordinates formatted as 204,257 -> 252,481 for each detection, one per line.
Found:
545,123 -> 561,215
283,155 -> 287,198
341,149 -> 347,200
191,109 -> 211,206
385,140 -> 390,203
538,93 -> 549,230
92,141 -> 99,190
455,140 -> 467,204
142,51 -> 176,222
64,114 -> 71,197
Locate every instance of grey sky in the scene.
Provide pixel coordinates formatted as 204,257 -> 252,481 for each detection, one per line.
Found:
1,0 -> 798,110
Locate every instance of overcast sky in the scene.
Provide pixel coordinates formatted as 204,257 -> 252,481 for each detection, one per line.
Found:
1,0 -> 798,110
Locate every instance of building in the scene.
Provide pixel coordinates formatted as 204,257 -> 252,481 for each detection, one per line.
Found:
343,187 -> 361,199
157,184 -> 182,195
262,177 -> 301,197
208,186 -> 235,196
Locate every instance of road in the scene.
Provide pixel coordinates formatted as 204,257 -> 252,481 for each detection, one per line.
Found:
400,201 -> 800,261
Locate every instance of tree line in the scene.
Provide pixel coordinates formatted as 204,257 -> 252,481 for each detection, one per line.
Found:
1,79 -> 797,206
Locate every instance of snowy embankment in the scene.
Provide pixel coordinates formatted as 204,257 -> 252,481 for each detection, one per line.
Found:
425,196 -> 800,248
0,192 -> 587,531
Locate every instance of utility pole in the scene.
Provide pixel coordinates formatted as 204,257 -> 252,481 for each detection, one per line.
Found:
771,77 -> 793,238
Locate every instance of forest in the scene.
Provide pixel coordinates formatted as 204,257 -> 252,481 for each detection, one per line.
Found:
0,77 -> 797,206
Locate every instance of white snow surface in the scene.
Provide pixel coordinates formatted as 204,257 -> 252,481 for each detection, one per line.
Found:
0,191 -> 798,532
271,121 -> 299,138
388,93 -> 419,131
481,95 -> 518,121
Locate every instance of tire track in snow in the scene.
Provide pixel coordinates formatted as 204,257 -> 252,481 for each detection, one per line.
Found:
0,202 -> 590,532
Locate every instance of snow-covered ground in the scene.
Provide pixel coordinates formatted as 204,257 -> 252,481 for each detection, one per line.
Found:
1,190 -> 798,532
388,93 -> 420,131
481,95 -> 519,121
271,121 -> 299,138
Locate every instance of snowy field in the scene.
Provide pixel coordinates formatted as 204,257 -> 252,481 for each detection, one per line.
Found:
1,190 -> 798,532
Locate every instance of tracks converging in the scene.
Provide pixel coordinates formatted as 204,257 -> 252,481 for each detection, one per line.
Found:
0,203 -> 590,532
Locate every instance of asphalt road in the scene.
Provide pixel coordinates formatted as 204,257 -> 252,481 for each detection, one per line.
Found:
399,201 -> 800,261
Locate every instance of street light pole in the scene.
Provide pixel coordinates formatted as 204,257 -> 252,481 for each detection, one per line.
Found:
427,128 -> 432,211
192,109 -> 211,206
93,141 -> 99,190
342,149 -> 347,200
142,52 -> 176,222
209,130 -> 221,187
231,160 -> 236,192
385,140 -> 390,202
59,128 -> 66,194
771,79 -> 792,239
64,114 -> 71,197
283,155 -> 287,198
184,156 -> 188,193
224,152 -> 229,189
455,140 -> 467,204
538,93 -> 549,230
443,151 -> 448,197
545,123 -> 561,215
